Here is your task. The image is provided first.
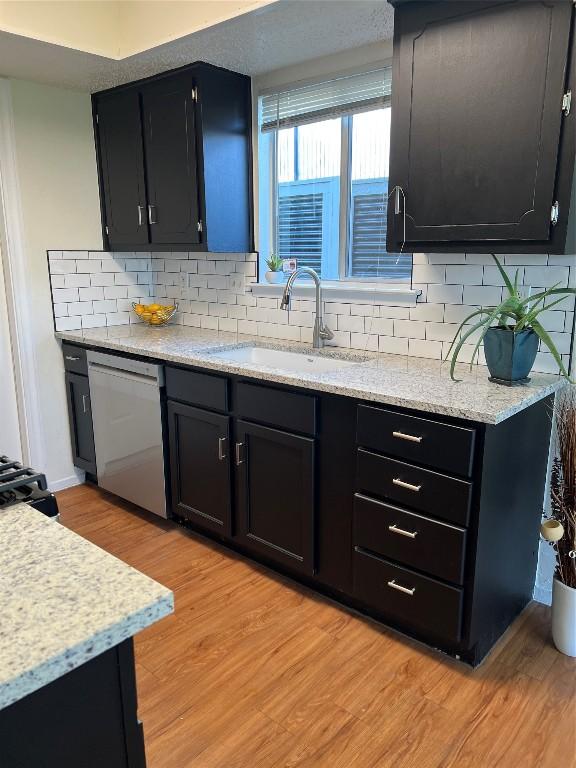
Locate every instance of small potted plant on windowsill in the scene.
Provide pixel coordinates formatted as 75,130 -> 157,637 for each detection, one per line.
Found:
265,253 -> 285,284
541,387 -> 576,656
446,255 -> 575,385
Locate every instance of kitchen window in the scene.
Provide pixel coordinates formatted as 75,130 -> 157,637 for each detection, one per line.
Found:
257,67 -> 411,284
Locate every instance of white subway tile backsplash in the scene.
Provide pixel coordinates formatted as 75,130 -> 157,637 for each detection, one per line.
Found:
445,265 -> 483,285
79,287 -> 104,301
49,249 -> 574,377
49,260 -> 77,274
55,316 -> 82,331
408,338 -> 443,359
53,287 -> 79,303
82,314 -> 106,329
427,284 -> 464,304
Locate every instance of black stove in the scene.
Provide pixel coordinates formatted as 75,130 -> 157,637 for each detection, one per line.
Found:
0,456 -> 59,519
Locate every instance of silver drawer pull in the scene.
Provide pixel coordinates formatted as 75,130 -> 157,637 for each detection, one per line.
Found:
138,205 -> 145,226
388,524 -> 418,539
65,355 -> 80,361
393,478 -> 422,493
148,204 -> 157,225
235,442 -> 244,466
392,431 -> 422,443
387,579 -> 415,596
218,437 -> 227,461
82,394 -> 88,413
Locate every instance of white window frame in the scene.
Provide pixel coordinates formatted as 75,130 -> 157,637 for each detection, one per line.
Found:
256,63 -> 415,294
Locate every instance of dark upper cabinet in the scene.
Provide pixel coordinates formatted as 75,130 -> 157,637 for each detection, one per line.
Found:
167,400 -> 232,535
92,62 -> 253,253
94,90 -> 149,247
141,74 -> 201,245
235,420 -> 316,576
64,372 -> 96,474
387,0 -> 575,254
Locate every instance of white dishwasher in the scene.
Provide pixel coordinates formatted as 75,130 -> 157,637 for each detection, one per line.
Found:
87,350 -> 167,518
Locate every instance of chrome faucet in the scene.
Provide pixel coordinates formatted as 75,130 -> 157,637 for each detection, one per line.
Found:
280,267 -> 334,349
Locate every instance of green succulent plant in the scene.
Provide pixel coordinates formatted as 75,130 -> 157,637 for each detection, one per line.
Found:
265,253 -> 283,272
446,255 -> 575,382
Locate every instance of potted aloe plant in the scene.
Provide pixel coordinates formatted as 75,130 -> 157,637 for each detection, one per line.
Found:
446,255 -> 575,384
264,253 -> 285,284
541,388 -> 576,656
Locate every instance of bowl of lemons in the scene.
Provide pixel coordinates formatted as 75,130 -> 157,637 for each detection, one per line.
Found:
132,302 -> 178,326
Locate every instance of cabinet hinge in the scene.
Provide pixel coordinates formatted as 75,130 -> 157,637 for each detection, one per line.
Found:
551,201 -> 559,226
562,90 -> 572,117
197,220 -> 203,233
192,87 -> 198,102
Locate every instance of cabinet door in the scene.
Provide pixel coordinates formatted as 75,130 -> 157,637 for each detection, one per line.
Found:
388,0 -> 573,250
141,75 -> 202,245
167,401 -> 231,535
94,90 -> 149,247
235,420 -> 315,575
65,373 -> 96,474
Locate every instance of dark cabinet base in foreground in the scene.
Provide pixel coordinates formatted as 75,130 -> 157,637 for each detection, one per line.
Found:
0,640 -> 145,768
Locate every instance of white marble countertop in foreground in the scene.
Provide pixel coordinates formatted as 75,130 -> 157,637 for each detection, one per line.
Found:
0,503 -> 173,711
56,324 -> 564,424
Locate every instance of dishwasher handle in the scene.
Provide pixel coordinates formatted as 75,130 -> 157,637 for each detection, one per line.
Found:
88,361 -> 161,386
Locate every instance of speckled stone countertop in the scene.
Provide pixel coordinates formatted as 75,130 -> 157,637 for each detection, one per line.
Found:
56,324 -> 564,424
0,503 -> 173,711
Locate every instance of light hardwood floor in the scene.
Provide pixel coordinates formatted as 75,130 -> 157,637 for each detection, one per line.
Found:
57,484 -> 575,768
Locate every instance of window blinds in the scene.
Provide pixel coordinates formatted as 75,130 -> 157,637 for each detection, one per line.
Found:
260,67 -> 392,133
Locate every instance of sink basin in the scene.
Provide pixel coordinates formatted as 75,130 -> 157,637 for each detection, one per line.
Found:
209,346 -> 361,373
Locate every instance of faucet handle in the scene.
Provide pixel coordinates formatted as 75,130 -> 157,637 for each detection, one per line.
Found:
319,323 -> 334,341
280,292 -> 291,310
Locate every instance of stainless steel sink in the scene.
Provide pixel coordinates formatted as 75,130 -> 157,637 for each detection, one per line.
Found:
209,346 -> 362,373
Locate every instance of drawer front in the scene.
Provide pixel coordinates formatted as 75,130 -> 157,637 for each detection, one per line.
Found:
236,382 -> 316,436
354,493 -> 466,584
62,342 -> 88,376
357,449 -> 472,527
357,405 -> 476,477
354,548 -> 463,644
165,366 -> 229,412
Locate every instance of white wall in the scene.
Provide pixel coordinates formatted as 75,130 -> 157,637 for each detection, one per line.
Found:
0,242 -> 22,460
5,78 -> 102,487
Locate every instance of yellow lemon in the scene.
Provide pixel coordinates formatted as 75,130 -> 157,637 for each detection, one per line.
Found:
150,316 -> 162,325
141,311 -> 152,321
148,303 -> 161,313
133,304 -> 145,315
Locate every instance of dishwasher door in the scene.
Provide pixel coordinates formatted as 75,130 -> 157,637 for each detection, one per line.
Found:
87,351 -> 167,518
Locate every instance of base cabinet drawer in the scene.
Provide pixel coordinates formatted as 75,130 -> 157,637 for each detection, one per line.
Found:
354,494 -> 467,585
165,366 -> 229,412
357,405 -> 476,477
357,449 -> 472,527
354,549 -> 464,644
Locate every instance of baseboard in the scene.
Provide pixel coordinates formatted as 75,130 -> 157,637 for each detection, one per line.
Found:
533,584 -> 552,606
48,470 -> 85,493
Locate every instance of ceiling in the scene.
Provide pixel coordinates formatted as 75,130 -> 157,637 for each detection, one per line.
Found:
0,0 -> 394,92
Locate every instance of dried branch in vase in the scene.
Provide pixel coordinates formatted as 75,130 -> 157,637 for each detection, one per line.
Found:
546,387 -> 576,589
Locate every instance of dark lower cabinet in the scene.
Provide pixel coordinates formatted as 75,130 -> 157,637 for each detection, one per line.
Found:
235,420 -> 316,575
0,640 -> 145,768
64,371 -> 96,474
167,400 -> 231,535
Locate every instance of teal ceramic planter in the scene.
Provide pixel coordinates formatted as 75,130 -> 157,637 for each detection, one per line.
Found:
484,327 -> 539,385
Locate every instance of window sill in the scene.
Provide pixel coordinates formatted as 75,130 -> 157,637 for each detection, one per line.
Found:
249,281 -> 420,305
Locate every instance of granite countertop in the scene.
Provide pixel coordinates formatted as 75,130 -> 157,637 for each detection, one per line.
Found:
0,503 -> 173,711
56,324 -> 564,424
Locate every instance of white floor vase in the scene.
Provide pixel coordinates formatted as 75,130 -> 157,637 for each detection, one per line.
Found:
552,577 -> 576,657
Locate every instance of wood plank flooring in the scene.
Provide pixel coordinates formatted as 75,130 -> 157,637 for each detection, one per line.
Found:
57,484 -> 576,768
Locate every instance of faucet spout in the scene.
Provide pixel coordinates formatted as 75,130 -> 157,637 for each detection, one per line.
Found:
280,267 -> 333,348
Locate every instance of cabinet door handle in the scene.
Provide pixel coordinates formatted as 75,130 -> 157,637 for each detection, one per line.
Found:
235,442 -> 244,466
392,431 -> 422,444
148,204 -> 157,225
388,524 -> 418,539
393,478 -> 421,493
82,394 -> 89,414
65,355 -> 80,361
218,437 -> 227,461
387,579 -> 415,597
138,205 -> 145,226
